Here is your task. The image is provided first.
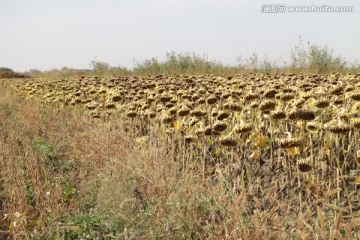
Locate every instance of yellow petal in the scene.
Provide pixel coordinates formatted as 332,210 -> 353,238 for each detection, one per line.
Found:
287,147 -> 299,156
331,107 -> 339,115
306,97 -> 315,104
250,132 -> 259,141
173,121 -> 182,132
234,112 -> 242,121
254,135 -> 269,148
351,102 -> 360,114
355,176 -> 360,184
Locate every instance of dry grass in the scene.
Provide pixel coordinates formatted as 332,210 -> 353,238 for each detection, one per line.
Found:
0,72 -> 360,239
0,72 -> 29,79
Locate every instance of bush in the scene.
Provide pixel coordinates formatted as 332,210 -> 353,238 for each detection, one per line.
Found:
133,51 -> 226,75
290,36 -> 347,73
89,60 -> 130,76
237,54 -> 279,73
0,67 -> 14,72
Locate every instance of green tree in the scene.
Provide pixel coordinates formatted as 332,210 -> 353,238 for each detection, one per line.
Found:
0,67 -> 14,72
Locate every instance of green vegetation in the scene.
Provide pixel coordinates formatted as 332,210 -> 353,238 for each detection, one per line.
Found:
290,36 -> 348,73
133,51 -> 227,75
6,37 -> 357,78
89,60 -> 130,76
0,67 -> 14,72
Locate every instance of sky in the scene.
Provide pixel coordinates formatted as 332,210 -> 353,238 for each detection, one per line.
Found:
0,0 -> 359,72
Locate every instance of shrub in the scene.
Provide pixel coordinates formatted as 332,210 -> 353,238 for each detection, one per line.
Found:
133,51 -> 225,75
0,67 -> 14,72
89,60 -> 130,76
290,36 -> 347,73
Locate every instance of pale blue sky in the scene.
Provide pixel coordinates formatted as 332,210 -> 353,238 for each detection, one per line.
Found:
1,0 -> 359,71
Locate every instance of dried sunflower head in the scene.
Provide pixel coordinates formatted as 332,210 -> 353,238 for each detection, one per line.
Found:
169,107 -> 177,115
190,109 -> 207,118
213,121 -> 228,132
333,97 -> 344,105
126,111 -> 137,118
330,86 -> 344,96
91,111 -> 101,119
217,111 -> 230,120
188,118 -> 200,126
259,100 -> 276,112
306,122 -> 320,132
220,135 -> 238,147
207,96 -> 217,105
244,93 -> 260,101
351,118 -> 360,129
298,158 -> 312,173
185,135 -> 198,143
350,93 -> 360,101
271,110 -> 287,120
161,114 -> 174,124
328,124 -> 351,134
204,126 -> 213,136
112,95 -> 122,102
233,123 -> 253,134
264,89 -> 278,98
288,110 -> 298,120
315,99 -> 330,108
211,110 -> 219,117
250,102 -> 259,109
295,109 -> 315,121
226,102 -> 242,112
279,137 -> 303,148
159,95 -> 172,103
105,102 -> 116,109
197,98 -> 206,105
147,111 -> 156,119
178,106 -> 190,117
165,103 -> 174,108
280,93 -> 295,102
